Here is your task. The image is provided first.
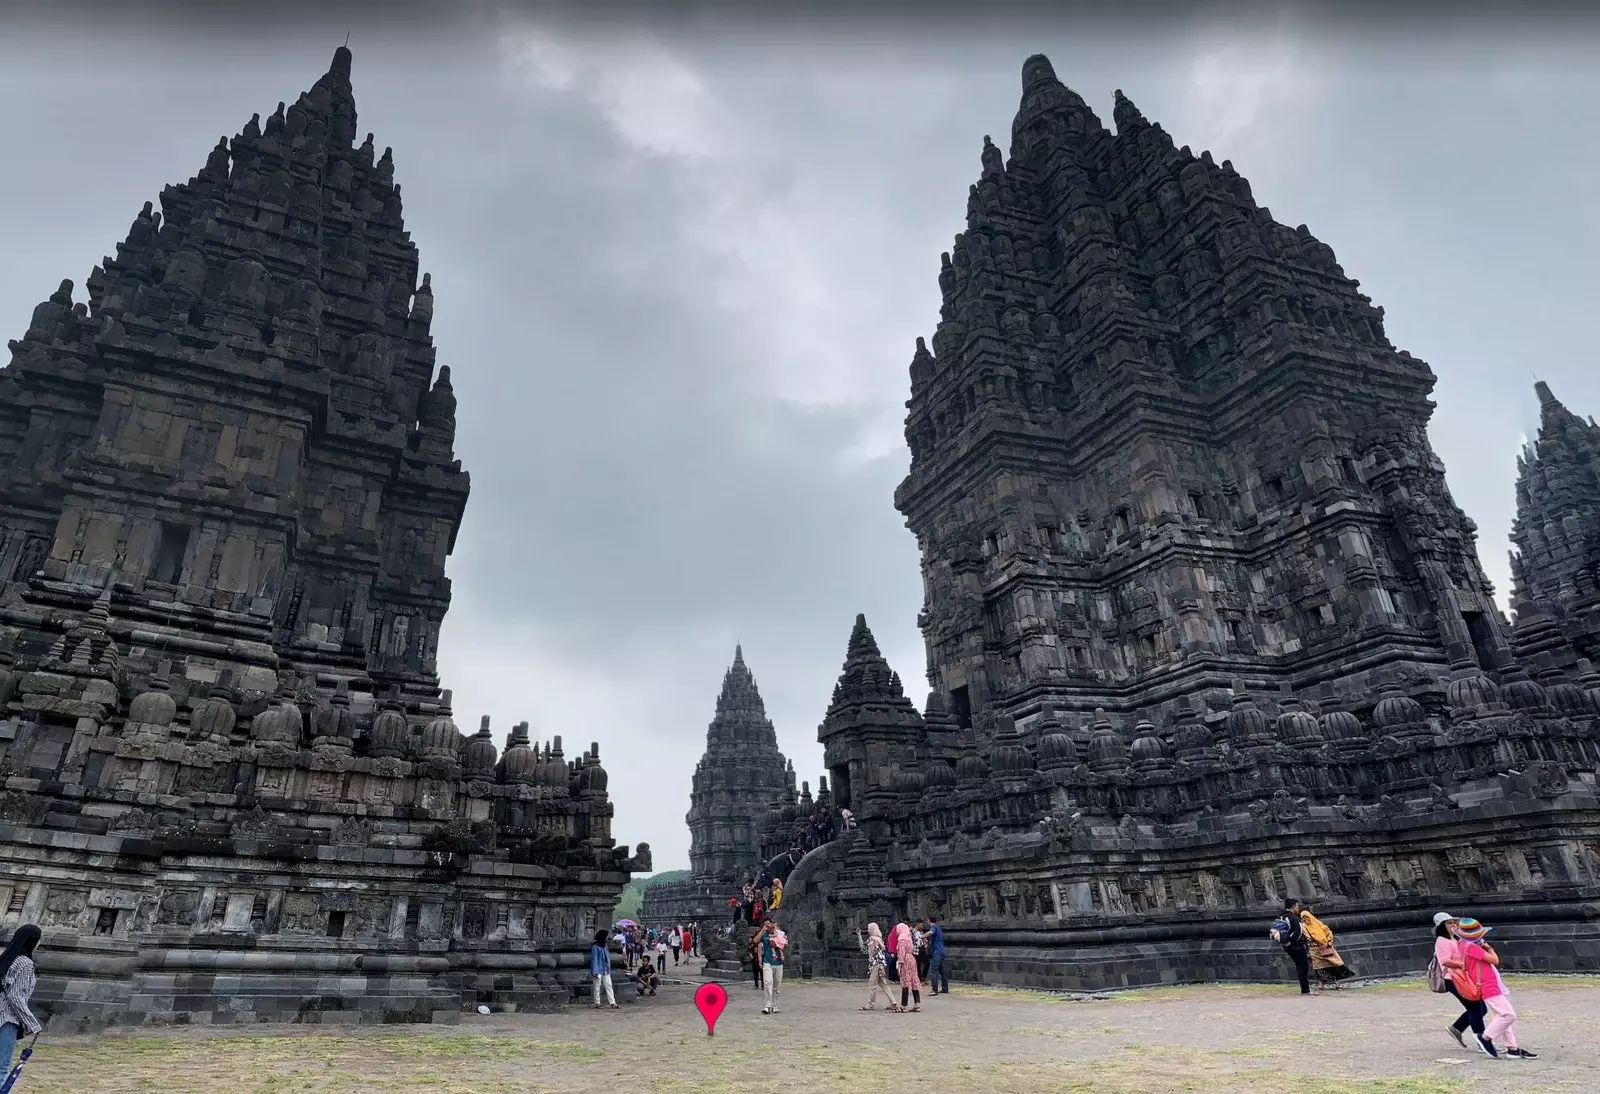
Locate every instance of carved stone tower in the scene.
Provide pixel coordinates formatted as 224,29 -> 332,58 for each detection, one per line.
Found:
817,614 -> 924,831
1510,381 -> 1600,662
0,44 -> 469,708
684,646 -> 793,882
895,54 -> 1511,734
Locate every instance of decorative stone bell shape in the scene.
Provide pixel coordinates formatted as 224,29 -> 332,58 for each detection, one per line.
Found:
251,672 -> 306,747
189,672 -> 238,743
126,660 -> 179,742
312,679 -> 356,752
500,721 -> 537,784
1086,709 -> 1129,774
368,684 -> 409,759
577,741 -> 608,799
463,715 -> 498,778
419,694 -> 462,763
1274,686 -> 1324,749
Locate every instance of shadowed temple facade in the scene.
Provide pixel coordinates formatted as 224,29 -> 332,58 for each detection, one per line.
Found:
0,47 -> 647,1028
769,54 -> 1600,988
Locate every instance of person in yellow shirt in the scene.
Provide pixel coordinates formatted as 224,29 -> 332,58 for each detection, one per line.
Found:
1299,906 -> 1353,990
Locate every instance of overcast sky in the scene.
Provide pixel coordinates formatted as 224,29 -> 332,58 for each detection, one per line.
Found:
3,5 -> 1598,873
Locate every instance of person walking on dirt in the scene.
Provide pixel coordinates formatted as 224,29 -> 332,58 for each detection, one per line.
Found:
759,918 -> 786,1015
669,926 -> 683,966
0,924 -> 43,1072
1270,898 -> 1312,995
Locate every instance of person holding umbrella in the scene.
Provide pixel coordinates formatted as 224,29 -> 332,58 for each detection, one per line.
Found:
0,925 -> 43,1074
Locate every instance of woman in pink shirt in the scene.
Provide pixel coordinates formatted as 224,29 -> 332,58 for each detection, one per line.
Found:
1454,919 -> 1538,1060
1432,912 -> 1493,1056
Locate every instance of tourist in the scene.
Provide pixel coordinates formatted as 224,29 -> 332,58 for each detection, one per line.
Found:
1432,912 -> 1493,1056
893,918 -> 923,1012
654,934 -> 668,974
746,927 -> 764,990
669,925 -> 683,965
1270,898 -> 1312,995
926,915 -> 949,995
856,923 -> 897,1010
840,807 -> 856,830
635,960 -> 658,996
884,921 -> 903,985
0,924 -> 43,1072
1452,918 -> 1538,1059
590,929 -> 618,1010
759,918 -> 786,1015
913,919 -> 932,985
683,923 -> 694,958
1297,904 -> 1353,990
769,876 -> 784,910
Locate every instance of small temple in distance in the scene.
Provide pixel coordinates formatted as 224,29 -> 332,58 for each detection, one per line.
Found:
0,46 -> 647,1029
758,53 -> 1600,988
643,645 -> 797,925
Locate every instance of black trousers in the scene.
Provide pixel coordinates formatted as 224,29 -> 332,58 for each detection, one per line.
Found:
750,957 -> 763,986
1286,945 -> 1311,993
1447,983 -> 1488,1035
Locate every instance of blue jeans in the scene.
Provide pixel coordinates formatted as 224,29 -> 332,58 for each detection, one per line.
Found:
0,1021 -> 16,1076
928,951 -> 950,993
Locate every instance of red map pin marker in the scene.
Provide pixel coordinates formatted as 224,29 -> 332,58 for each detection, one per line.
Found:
694,981 -> 727,1037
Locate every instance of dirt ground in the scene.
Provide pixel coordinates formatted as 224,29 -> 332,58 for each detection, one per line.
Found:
17,959 -> 1599,1094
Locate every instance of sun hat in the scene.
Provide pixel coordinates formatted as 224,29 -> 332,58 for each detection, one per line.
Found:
1454,918 -> 1491,941
1432,911 -> 1457,927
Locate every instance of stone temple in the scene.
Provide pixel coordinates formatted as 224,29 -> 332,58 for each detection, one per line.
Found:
644,647 -> 795,924
768,54 -> 1600,988
0,47 -> 646,1028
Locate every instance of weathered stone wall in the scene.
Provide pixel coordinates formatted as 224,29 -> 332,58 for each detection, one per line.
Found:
775,794 -> 1600,989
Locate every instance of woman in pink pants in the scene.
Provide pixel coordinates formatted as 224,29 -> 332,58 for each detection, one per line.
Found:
1455,920 -> 1538,1060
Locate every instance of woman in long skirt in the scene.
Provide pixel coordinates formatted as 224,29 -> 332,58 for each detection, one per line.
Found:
893,919 -> 923,1013
1299,906 -> 1353,990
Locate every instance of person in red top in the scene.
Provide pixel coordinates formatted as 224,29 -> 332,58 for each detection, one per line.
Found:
1454,918 -> 1538,1060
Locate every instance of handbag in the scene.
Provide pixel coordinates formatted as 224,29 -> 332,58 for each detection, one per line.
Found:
1426,957 -> 1451,993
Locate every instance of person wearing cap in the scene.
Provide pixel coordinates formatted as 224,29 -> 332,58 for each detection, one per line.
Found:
1433,912 -> 1494,1056
1452,918 -> 1538,1060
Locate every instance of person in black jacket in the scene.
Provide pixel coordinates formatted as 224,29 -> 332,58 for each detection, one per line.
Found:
1273,898 -> 1312,995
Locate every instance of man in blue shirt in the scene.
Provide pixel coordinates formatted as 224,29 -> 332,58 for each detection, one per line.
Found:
926,915 -> 949,995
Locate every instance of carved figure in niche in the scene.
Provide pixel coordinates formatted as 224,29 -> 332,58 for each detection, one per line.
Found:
156,889 -> 200,926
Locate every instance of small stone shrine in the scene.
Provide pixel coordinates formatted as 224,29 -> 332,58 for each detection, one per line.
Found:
771,54 -> 1600,988
644,647 -> 794,924
0,47 -> 647,1029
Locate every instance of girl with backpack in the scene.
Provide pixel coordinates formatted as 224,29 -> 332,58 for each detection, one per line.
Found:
1431,912 -> 1493,1056
1452,918 -> 1537,1060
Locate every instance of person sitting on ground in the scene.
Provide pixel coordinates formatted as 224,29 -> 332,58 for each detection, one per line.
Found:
635,960 -> 658,996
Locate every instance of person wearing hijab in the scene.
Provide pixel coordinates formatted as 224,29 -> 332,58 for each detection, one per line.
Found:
856,922 -> 897,1010
893,919 -> 923,1013
0,924 -> 43,1071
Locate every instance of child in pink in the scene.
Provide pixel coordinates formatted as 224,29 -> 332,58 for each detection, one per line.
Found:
1455,920 -> 1538,1060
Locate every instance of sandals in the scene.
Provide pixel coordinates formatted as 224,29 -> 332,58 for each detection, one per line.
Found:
860,1004 -> 875,1011
910,1006 -> 921,1012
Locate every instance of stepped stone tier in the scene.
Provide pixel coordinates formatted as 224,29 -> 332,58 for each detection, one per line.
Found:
1510,382 -> 1600,664
770,55 -> 1600,990
0,46 -> 647,1029
644,647 -> 795,925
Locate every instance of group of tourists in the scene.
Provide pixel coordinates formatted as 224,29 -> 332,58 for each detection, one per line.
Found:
854,915 -> 947,1013
591,922 -> 702,1008
617,923 -> 698,975
1271,899 -> 1539,1060
729,876 -> 784,926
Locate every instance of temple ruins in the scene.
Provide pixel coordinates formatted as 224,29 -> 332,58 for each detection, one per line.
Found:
0,47 -> 647,1029
764,54 -> 1600,988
